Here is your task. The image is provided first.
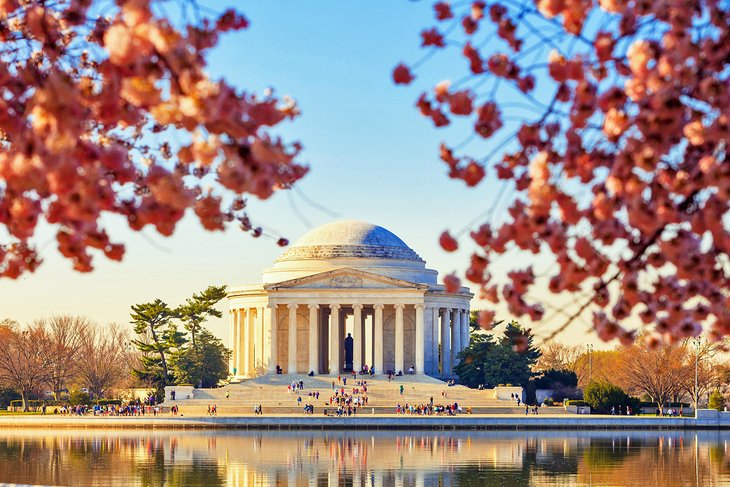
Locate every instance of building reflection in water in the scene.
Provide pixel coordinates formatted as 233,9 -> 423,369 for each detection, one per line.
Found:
0,430 -> 727,486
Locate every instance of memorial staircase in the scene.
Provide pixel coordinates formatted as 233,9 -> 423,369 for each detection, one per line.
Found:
164,374 -> 569,416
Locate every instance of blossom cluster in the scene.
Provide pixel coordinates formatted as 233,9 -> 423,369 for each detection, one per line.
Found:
396,0 -> 729,345
0,1 -> 306,277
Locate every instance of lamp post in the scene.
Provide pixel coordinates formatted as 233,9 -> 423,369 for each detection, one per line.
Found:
692,338 -> 701,410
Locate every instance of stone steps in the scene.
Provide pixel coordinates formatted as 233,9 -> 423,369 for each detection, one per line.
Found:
165,374 -> 549,416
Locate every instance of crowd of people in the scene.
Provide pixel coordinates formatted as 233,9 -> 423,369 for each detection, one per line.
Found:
44,397 -> 165,417
395,402 -> 466,415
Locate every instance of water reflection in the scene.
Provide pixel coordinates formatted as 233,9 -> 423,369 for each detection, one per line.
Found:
0,429 -> 727,486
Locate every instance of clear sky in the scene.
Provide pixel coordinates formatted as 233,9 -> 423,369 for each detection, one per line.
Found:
0,1 -> 599,349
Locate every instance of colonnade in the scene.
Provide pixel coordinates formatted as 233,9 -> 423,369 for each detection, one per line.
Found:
230,302 -> 470,378
229,307 -> 267,377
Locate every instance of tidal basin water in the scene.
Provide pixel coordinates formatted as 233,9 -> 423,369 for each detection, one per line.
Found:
0,429 -> 729,486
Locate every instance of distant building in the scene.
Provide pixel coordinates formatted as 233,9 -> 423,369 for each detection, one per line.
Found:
227,220 -> 472,379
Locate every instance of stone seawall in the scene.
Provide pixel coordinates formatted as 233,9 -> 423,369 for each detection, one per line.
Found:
0,414 -> 729,430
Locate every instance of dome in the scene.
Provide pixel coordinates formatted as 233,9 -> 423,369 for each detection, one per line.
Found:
276,220 -> 424,263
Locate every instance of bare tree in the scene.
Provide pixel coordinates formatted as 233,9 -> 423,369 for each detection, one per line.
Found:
76,323 -> 131,399
679,340 -> 721,409
573,350 -> 623,389
536,342 -> 583,372
45,316 -> 88,400
617,340 -> 687,410
0,321 -> 55,411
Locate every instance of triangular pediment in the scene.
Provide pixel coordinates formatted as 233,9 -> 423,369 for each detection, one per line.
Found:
264,268 -> 428,291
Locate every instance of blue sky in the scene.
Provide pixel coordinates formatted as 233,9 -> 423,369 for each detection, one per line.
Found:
0,1 -> 598,348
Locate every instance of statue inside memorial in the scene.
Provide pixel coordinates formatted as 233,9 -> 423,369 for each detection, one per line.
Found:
344,333 -> 354,371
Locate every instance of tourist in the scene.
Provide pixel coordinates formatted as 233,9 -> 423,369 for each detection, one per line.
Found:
170,390 -> 176,401
226,391 -> 230,399
525,404 -> 529,415
399,385 -> 404,395
308,370 -> 315,377
408,364 -> 415,374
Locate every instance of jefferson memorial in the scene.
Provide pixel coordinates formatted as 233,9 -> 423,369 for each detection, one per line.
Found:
227,220 -> 473,379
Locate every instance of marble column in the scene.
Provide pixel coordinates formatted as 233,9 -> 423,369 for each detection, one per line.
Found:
238,309 -> 247,375
242,308 -> 250,377
394,304 -> 405,374
329,304 -> 341,374
247,308 -> 256,376
229,310 -> 236,375
308,304 -> 319,374
441,308 -> 451,376
415,304 -> 425,374
374,304 -> 384,374
353,304 -> 363,373
451,309 -> 461,371
287,304 -> 298,374
365,311 -> 374,369
267,305 -> 278,373
257,306 -> 265,369
461,309 -> 467,352
431,307 -> 439,375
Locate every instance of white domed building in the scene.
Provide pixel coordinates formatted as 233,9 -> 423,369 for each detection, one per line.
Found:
227,221 -> 472,379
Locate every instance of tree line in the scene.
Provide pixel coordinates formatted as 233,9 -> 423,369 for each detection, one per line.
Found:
456,314 -> 728,410
0,316 -> 133,411
0,284 -> 232,411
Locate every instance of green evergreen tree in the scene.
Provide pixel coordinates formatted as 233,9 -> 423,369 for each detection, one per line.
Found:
173,329 -> 231,387
130,299 -> 179,390
177,285 -> 227,350
131,287 -> 231,392
454,320 -> 540,389
584,381 -> 636,413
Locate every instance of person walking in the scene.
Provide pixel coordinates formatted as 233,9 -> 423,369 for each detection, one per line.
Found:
400,385 -> 404,395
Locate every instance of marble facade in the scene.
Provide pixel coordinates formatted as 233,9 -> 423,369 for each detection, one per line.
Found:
227,221 -> 472,379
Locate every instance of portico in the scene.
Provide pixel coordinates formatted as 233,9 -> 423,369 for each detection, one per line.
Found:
228,221 -> 472,379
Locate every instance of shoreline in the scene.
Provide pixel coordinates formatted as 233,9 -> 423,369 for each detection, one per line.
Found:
0,414 -> 728,430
